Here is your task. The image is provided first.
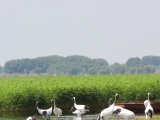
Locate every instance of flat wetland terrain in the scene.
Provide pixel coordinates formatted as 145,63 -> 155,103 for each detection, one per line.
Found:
0,74 -> 160,116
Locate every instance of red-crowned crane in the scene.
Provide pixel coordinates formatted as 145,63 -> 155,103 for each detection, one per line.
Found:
72,97 -> 89,112
70,107 -> 88,117
35,100 -> 53,119
53,99 -> 62,120
144,93 -> 154,120
97,94 -> 119,120
109,98 -> 137,120
113,107 -> 137,120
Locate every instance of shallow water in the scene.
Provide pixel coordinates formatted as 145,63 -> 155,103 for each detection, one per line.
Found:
0,115 -> 98,120
0,114 -> 140,120
0,108 -> 158,120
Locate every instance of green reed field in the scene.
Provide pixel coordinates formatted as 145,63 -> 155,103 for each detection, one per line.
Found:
0,74 -> 160,111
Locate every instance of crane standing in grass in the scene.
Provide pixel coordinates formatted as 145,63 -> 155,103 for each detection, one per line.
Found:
36,100 -> 53,120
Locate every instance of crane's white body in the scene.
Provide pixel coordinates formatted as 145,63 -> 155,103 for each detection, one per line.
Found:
74,104 -> 86,111
26,115 -> 37,120
98,94 -> 119,120
53,107 -> 62,118
37,107 -> 52,118
145,101 -> 154,119
26,116 -> 32,120
144,100 -> 148,108
114,106 -> 124,111
108,96 -> 136,120
53,99 -> 62,119
73,97 -> 89,112
99,103 -> 114,120
36,100 -> 53,119
70,107 -> 88,117
144,93 -> 154,120
116,107 -> 136,120
72,109 -> 86,117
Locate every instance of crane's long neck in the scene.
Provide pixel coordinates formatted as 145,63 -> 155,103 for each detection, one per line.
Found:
108,98 -> 112,106
54,100 -> 56,108
73,97 -> 76,106
36,102 -> 39,109
114,95 -> 117,105
70,107 -> 74,112
51,100 -> 53,108
148,93 -> 150,101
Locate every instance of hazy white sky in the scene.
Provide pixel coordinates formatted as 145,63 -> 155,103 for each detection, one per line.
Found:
0,0 -> 160,66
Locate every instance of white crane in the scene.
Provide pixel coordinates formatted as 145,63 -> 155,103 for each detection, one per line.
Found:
35,100 -> 53,119
26,114 -> 37,120
144,93 -> 154,120
72,97 -> 89,112
144,99 -> 148,108
97,94 -> 119,120
108,98 -> 123,119
53,99 -> 62,120
109,98 -> 137,120
113,107 -> 137,120
70,107 -> 88,117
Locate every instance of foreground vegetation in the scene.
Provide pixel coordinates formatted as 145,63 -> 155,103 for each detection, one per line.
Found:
0,74 -> 160,111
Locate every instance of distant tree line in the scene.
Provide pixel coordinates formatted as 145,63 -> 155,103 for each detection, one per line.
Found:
4,55 -> 109,76
2,55 -> 160,77
109,56 -> 160,74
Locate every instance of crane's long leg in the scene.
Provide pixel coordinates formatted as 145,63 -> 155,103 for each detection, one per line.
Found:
146,114 -> 148,120
56,115 -> 59,120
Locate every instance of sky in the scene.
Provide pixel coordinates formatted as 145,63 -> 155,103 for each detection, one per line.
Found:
0,1 -> 160,66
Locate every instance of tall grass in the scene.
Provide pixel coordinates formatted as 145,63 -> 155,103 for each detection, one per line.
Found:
0,74 -> 160,111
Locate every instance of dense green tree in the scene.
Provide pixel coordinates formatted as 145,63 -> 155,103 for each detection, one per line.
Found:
110,63 -> 127,74
98,67 -> 110,75
4,55 -> 109,75
143,65 -> 156,74
118,64 -> 127,74
126,57 -> 145,67
33,67 -> 43,74
88,67 -> 97,75
142,56 -> 160,66
3,55 -> 159,76
129,67 -> 136,74
137,67 -> 144,74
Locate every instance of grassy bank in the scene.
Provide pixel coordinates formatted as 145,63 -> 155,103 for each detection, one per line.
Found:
0,74 -> 160,111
